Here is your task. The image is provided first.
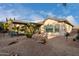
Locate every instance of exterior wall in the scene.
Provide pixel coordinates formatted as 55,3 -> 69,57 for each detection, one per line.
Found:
40,19 -> 59,33
64,23 -> 73,33
40,19 -> 73,36
58,22 -> 65,35
7,18 -> 73,35
44,19 -> 58,25
40,19 -> 61,36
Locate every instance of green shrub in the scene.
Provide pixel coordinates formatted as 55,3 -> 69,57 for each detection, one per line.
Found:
25,32 -> 33,38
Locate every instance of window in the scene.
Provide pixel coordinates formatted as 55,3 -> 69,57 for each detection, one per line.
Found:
55,24 -> 59,32
44,24 -> 60,33
44,24 -> 53,32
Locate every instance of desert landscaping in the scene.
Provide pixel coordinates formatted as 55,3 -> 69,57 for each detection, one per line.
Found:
0,29 -> 79,56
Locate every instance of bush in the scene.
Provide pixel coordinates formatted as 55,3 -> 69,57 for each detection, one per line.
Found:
24,23 -> 35,38
25,33 -> 33,38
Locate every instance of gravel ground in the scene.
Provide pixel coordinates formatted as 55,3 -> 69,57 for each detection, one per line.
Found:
47,36 -> 79,56
0,32 -> 79,56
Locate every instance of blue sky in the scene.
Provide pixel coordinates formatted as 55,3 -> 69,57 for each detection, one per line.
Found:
0,3 -> 79,26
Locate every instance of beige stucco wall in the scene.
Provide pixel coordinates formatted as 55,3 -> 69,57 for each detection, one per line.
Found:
59,22 -> 73,33
64,23 -> 73,33
40,19 -> 59,33
40,19 -> 73,35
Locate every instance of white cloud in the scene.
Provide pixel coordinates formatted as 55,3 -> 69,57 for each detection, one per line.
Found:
0,4 -> 57,23
47,12 -> 55,17
40,11 -> 55,17
28,14 -> 44,22
1,4 -> 78,26
57,16 -> 66,19
0,4 -> 45,22
66,15 -> 78,26
0,5 -> 35,21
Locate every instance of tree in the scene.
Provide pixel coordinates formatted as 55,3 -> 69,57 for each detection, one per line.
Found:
0,22 -> 4,29
25,23 -> 36,38
0,22 -> 4,32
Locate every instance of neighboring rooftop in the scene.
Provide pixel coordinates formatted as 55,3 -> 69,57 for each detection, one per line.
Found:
13,20 -> 28,24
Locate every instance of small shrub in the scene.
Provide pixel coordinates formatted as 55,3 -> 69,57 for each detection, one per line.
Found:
25,32 -> 33,38
24,23 -> 35,38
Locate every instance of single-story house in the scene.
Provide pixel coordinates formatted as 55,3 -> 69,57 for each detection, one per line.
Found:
38,17 -> 74,36
6,17 -> 74,36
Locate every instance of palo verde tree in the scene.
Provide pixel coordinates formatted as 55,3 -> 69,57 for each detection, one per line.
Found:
4,18 -> 13,31
3,23 -> 9,31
